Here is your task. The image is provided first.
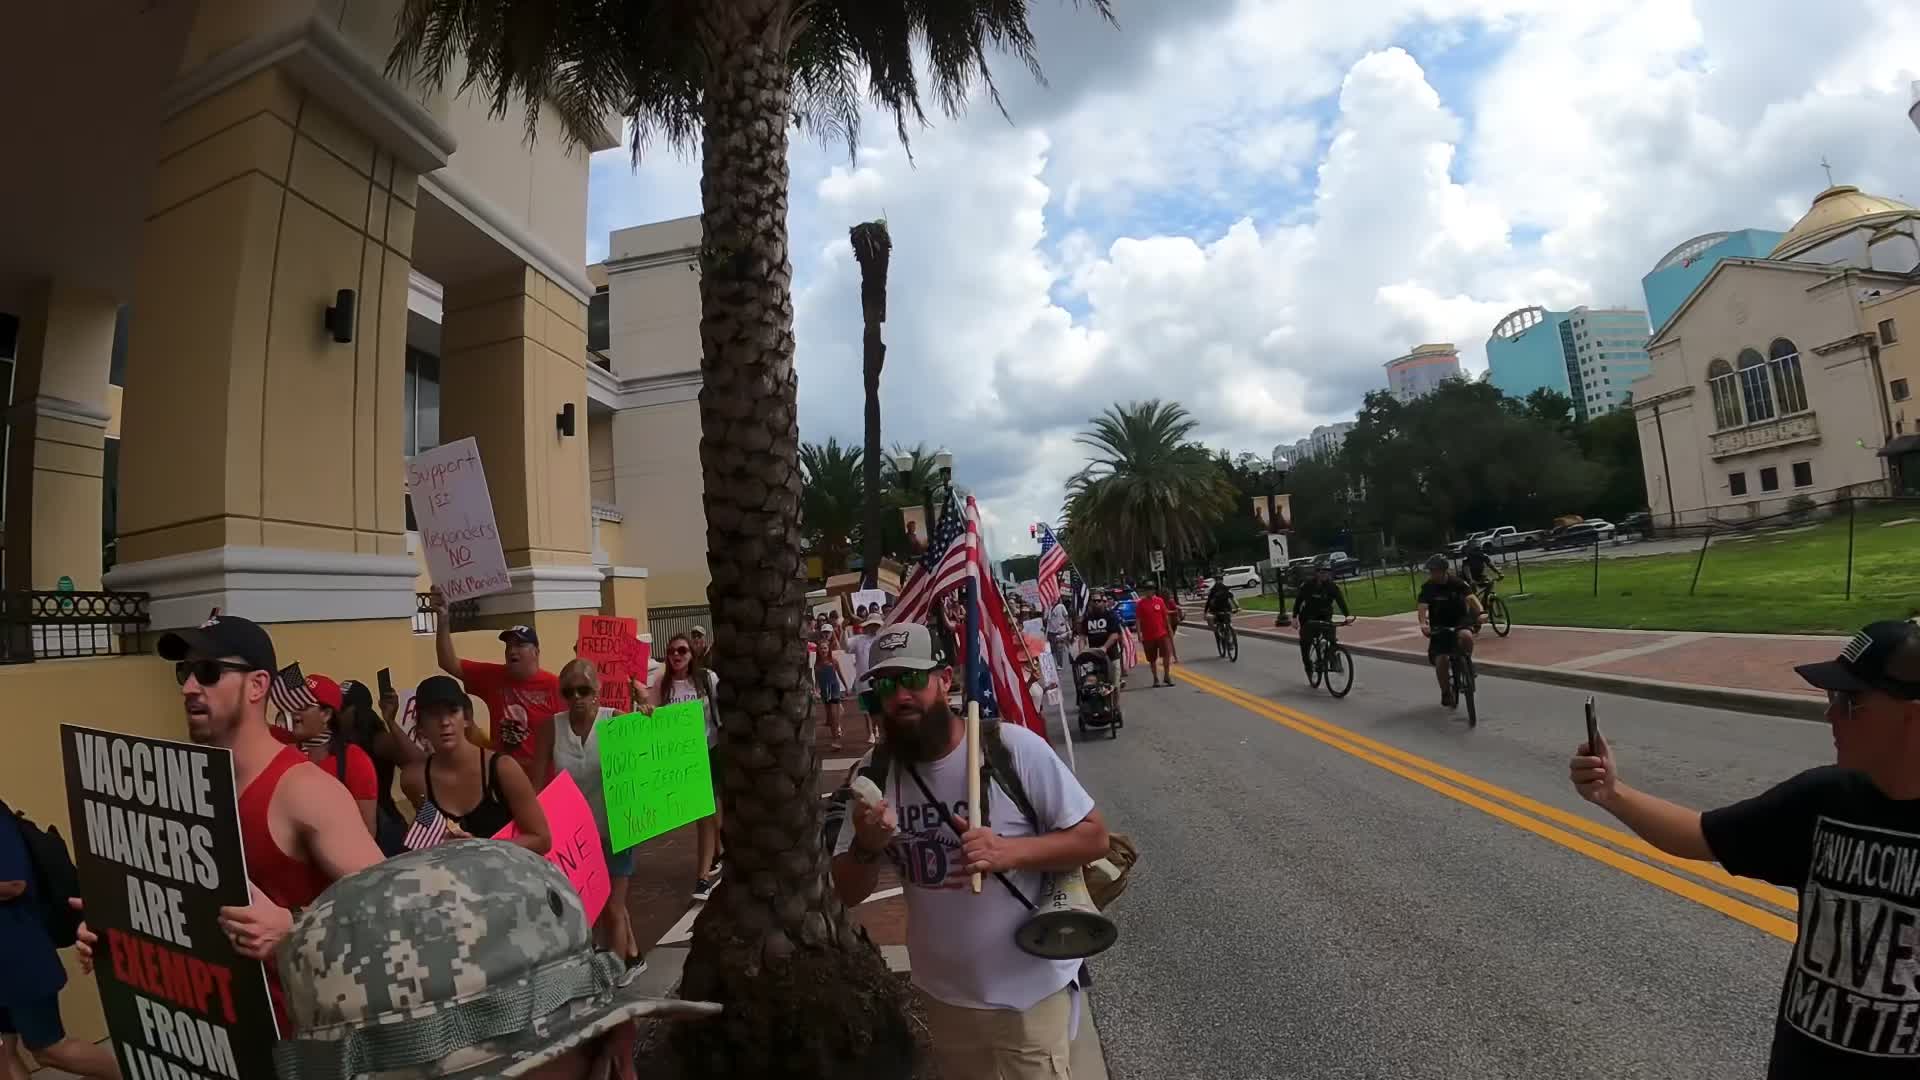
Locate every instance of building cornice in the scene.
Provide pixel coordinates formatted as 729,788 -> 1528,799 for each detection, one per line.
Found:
103,546 -> 422,629
1631,385 -> 1694,412
163,15 -> 456,175
603,246 -> 701,273
586,367 -> 703,412
1813,332 -> 1876,357
418,172 -> 593,305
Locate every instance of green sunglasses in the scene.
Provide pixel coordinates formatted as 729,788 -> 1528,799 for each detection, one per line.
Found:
872,669 -> 934,697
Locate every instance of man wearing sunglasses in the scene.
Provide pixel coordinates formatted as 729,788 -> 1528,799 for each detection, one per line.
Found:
74,615 -> 384,1034
1569,619 -> 1920,1078
429,589 -> 564,785
273,841 -> 718,1080
829,623 -> 1109,1079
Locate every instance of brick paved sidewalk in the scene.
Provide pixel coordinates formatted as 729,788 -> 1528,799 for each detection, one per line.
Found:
1199,607 -> 1843,713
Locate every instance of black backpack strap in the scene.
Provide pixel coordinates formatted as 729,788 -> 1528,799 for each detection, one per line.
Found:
900,761 -> 1035,912
334,738 -> 349,782
980,721 -> 1042,831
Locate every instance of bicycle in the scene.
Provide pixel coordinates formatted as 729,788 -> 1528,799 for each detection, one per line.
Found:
1302,618 -> 1355,698
1431,624 -> 1479,728
1474,578 -> 1511,638
1211,613 -> 1239,662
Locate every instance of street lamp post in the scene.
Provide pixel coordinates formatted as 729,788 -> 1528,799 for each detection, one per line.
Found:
892,449 -> 954,551
1261,461 -> 1292,626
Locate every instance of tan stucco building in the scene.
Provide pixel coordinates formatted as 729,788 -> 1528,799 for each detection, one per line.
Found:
0,2 -> 701,1042
1633,186 -> 1919,524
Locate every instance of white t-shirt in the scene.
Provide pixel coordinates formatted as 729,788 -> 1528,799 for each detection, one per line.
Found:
1047,603 -> 1071,640
833,724 -> 1096,1011
651,669 -> 721,746
848,633 -> 877,684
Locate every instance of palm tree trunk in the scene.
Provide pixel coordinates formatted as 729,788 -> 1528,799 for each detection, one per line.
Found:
851,221 -> 891,590
677,5 -> 913,1076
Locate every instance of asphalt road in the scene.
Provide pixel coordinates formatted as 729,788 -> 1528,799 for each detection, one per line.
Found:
1069,625 -> 1831,1079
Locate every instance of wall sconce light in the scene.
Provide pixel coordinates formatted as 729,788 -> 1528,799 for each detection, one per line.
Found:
556,402 -> 576,437
324,289 -> 355,344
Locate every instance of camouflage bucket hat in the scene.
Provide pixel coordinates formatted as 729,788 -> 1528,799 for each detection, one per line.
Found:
274,841 -> 719,1079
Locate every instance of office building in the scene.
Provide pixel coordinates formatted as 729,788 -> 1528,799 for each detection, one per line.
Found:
1567,307 -> 1652,417
1384,343 -> 1461,402
1306,421 -> 1354,461
1642,230 -> 1785,332
1485,306 -> 1578,409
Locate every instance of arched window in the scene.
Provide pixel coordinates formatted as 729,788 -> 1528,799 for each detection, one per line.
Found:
1736,348 -> 1775,424
1768,338 -> 1809,414
1707,358 -> 1743,430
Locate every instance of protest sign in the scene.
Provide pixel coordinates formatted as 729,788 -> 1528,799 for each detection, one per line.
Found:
60,725 -> 278,1079
852,588 -> 887,613
576,615 -> 647,712
494,772 -> 610,923
599,701 -> 713,851
407,436 -> 510,600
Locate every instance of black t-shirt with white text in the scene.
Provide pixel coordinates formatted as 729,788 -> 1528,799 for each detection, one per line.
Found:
1417,578 -> 1471,628
1702,766 -> 1920,1077
1082,613 -> 1117,646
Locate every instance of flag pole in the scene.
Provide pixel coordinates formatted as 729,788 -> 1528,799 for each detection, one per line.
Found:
963,522 -> 985,896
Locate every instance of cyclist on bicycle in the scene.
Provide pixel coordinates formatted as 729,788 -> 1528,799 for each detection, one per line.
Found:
1461,540 -> 1502,603
1292,563 -> 1352,675
1417,554 -> 1484,708
1204,577 -> 1238,631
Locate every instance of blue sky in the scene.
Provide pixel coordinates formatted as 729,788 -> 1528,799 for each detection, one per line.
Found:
585,0 -> 1920,552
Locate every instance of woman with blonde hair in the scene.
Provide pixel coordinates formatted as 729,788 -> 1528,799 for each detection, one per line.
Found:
535,658 -> 640,967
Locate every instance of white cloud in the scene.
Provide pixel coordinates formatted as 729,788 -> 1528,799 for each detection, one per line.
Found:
587,0 -> 1920,555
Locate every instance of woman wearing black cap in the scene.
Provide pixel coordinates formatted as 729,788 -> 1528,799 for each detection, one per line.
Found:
405,675 -> 551,853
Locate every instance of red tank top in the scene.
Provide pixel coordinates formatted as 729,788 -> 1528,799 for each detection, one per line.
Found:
239,745 -> 334,1033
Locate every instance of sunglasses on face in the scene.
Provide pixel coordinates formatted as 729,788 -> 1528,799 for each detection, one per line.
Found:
175,659 -> 253,687
561,685 -> 597,700
669,646 -> 691,656
873,669 -> 933,696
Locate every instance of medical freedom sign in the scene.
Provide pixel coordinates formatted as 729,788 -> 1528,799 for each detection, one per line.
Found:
60,726 -> 278,1080
407,437 -> 511,600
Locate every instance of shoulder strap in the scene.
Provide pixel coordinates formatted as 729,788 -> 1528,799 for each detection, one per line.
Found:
980,721 -> 1041,830
900,761 -> 1035,912
484,751 -> 503,799
334,739 -> 349,781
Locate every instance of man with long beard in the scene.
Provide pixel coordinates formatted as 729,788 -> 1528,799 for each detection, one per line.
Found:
829,623 -> 1109,1079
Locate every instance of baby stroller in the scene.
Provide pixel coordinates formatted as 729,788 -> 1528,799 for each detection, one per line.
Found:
1073,649 -> 1123,739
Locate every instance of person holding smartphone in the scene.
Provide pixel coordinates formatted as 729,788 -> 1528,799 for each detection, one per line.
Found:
1569,620 -> 1920,1077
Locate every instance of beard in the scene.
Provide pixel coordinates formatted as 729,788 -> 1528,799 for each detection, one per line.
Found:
882,694 -> 954,762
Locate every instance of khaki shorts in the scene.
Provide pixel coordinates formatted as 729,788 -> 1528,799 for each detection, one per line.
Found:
921,986 -> 1074,1080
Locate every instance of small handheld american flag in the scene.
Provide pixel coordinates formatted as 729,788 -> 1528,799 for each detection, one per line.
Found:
404,799 -> 450,850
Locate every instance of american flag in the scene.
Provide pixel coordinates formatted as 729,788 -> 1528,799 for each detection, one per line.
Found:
886,488 -> 970,628
1034,524 -> 1069,611
961,499 -> 1046,739
404,799 -> 450,850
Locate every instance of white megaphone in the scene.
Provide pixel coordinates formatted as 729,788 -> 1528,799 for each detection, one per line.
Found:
1013,867 -> 1118,960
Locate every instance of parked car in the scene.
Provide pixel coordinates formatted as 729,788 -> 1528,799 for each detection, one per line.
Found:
1618,512 -> 1652,536
1313,552 -> 1361,579
1582,518 -> 1616,541
1220,565 -> 1262,590
1545,523 -> 1602,550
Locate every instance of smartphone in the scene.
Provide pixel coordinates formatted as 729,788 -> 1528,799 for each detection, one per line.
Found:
377,667 -> 394,697
1584,696 -> 1600,752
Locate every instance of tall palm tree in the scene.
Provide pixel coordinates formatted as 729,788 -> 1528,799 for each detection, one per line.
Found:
799,438 -> 863,575
1064,400 -> 1235,573
850,220 -> 891,588
389,3 -> 1116,1075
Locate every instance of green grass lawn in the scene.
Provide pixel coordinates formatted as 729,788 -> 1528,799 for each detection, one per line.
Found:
1243,507 -> 1920,634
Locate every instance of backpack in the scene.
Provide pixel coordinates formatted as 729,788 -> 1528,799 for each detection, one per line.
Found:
850,722 -> 1137,911
1,799 -> 83,947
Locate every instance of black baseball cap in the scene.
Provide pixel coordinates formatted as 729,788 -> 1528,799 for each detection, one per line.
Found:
158,615 -> 277,673
415,674 -> 471,713
499,625 -> 539,647
338,679 -> 374,714
1796,621 -> 1920,701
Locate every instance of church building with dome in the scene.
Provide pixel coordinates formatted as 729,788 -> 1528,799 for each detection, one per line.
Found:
1631,184 -> 1920,526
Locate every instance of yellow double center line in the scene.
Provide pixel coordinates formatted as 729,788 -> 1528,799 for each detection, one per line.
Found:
1174,663 -> 1801,942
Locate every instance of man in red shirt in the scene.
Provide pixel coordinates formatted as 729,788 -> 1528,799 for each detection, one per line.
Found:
75,615 -> 384,1035
1136,589 -> 1174,687
430,590 -> 563,785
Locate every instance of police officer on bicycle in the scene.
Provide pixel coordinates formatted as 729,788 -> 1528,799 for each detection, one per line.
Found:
1418,554 -> 1484,708
1462,540 -> 1501,602
1204,576 -> 1238,634
1292,563 -> 1352,676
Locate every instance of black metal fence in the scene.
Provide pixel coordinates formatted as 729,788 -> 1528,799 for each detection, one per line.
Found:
645,604 -> 711,649
412,593 -> 480,636
0,590 -> 150,664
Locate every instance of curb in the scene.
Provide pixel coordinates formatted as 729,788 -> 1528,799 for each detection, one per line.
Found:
1226,623 -> 1828,722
